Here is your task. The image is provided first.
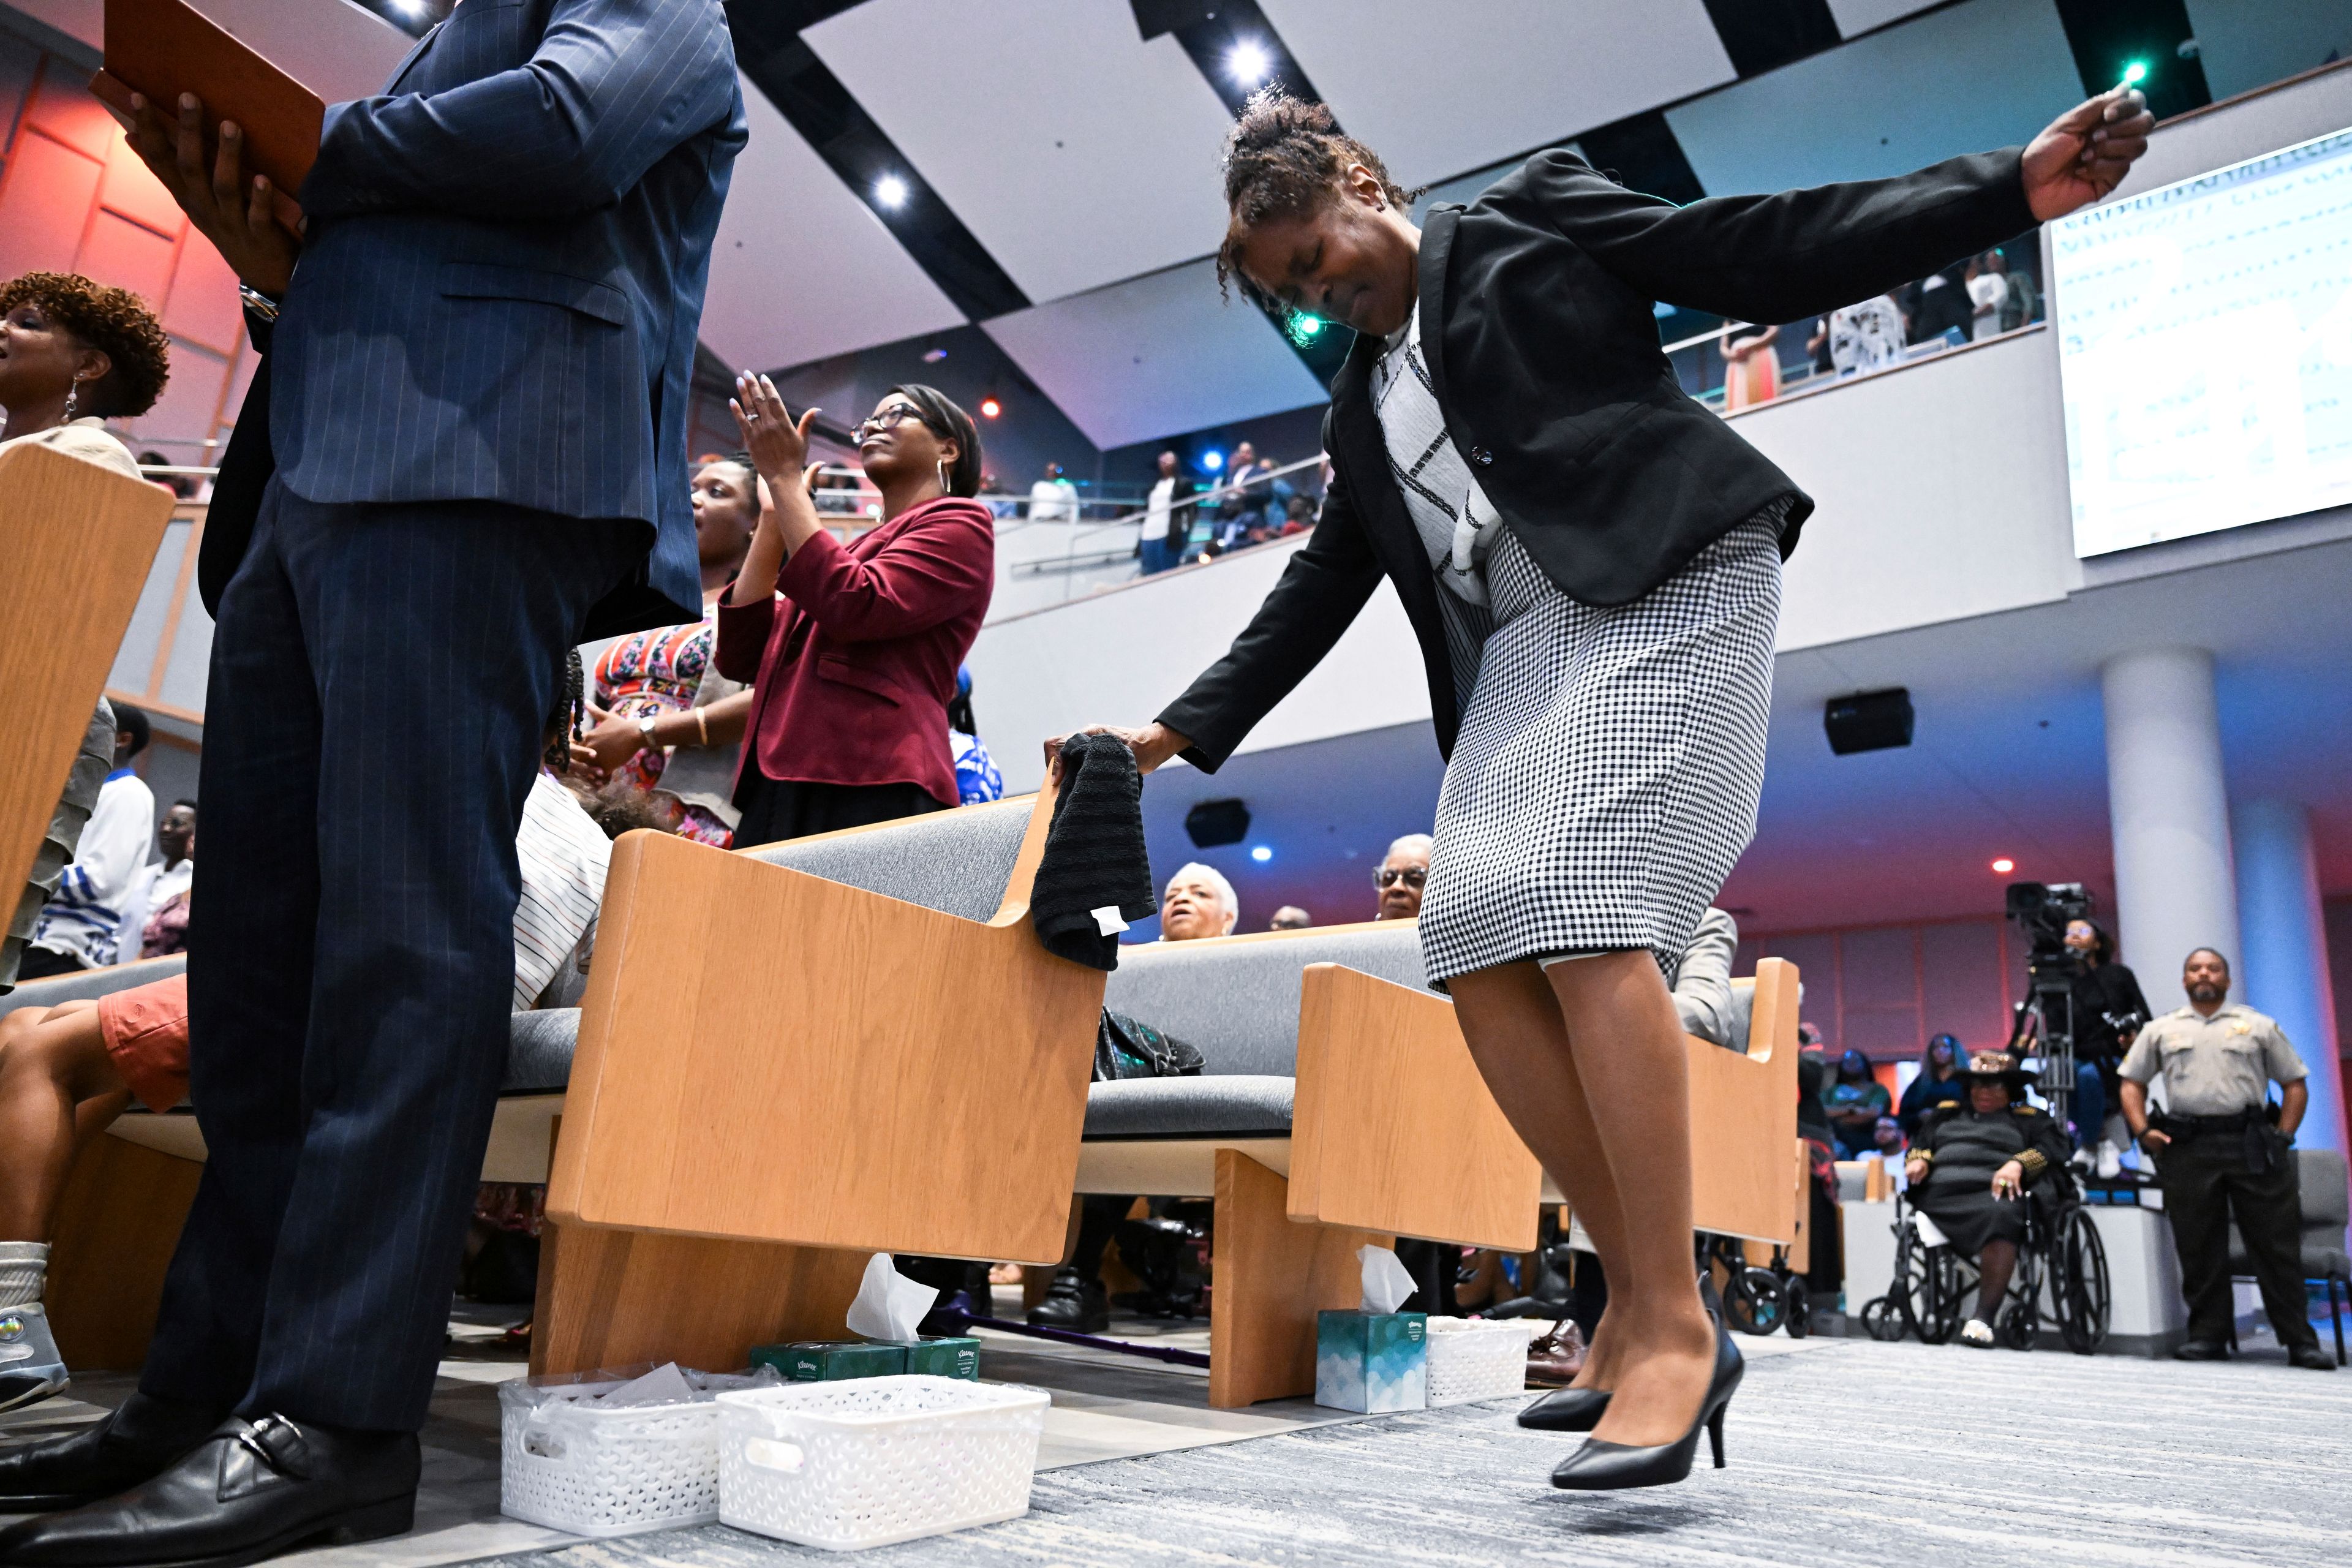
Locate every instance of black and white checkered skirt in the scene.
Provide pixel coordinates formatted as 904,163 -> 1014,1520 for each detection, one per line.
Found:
1419,510 -> 1785,988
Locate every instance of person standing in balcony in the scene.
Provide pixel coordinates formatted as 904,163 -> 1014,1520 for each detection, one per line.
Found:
720,382 -> 993,844
1061,81 -> 2151,1489
1140,450 -> 1194,574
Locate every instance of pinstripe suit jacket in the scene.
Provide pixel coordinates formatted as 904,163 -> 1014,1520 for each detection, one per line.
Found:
229,0 -> 745,637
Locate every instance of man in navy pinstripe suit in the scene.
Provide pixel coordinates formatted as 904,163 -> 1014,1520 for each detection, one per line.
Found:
0,3 -> 745,1561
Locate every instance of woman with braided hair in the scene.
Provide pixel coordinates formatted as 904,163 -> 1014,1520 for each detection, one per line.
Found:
1062,85 -> 2152,1488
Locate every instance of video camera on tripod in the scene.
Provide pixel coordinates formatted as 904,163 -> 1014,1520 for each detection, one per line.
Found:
2004,881 -> 2094,1123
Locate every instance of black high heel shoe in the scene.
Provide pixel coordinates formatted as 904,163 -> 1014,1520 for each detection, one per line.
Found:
1548,1311 -> 1742,1491
1517,1385 -> 1610,1432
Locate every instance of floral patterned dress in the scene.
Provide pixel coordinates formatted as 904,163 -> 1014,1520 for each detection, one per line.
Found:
592,602 -> 736,847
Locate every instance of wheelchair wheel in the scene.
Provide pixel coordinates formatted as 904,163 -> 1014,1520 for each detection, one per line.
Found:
2055,1207 -> 2112,1355
1999,1299 -> 2038,1351
1915,1248 -> 1965,1345
1860,1295 -> 1907,1341
1725,1267 -> 1785,1336
1782,1278 -> 1811,1339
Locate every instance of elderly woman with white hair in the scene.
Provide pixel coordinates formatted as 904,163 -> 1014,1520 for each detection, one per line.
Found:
1158,862 -> 1240,941
1028,860 -> 1239,1333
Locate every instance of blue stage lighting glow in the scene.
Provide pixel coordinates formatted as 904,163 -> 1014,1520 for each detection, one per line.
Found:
1201,449 -> 1224,472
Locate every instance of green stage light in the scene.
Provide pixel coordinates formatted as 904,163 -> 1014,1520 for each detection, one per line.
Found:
2121,61 -> 2147,86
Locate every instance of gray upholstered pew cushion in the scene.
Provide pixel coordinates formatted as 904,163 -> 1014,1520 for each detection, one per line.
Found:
744,795 -> 1031,922
1100,924 -> 1428,1078
1083,1074 -> 1295,1138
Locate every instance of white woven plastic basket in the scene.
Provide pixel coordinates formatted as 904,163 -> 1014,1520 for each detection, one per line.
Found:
499,1384 -> 726,1538
717,1376 -> 1050,1551
1423,1318 -> 1528,1407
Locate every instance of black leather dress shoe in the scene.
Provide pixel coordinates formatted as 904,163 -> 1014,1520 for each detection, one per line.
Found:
2288,1344 -> 2338,1371
1025,1267 -> 1110,1333
0,1413 -> 418,1567
2172,1338 -> 2230,1361
0,1392 -> 222,1513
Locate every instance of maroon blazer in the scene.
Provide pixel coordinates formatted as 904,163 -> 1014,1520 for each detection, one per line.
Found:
715,497 -> 995,807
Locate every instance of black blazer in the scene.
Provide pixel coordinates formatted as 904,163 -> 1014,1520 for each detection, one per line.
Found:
1158,146 -> 2037,770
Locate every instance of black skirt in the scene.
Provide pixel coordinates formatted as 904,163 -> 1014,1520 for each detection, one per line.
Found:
733,771 -> 944,848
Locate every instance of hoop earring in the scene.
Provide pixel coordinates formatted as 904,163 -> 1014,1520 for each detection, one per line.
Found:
936,457 -> 950,492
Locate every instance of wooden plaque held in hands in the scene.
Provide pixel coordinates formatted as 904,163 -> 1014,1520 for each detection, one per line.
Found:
94,0 -> 325,196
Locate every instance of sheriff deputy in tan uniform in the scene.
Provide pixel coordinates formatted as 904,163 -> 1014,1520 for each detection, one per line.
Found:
2119,947 -> 2330,1370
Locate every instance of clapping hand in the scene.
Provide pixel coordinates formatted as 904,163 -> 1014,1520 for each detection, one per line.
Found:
731,372 -> 821,496
119,92 -> 298,296
2022,85 -> 2155,221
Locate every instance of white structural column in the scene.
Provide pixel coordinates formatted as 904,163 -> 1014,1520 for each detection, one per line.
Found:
2233,799 -> 2346,1155
2100,647 -> 2239,1016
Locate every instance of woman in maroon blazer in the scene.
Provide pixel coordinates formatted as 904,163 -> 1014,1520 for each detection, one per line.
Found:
717,375 -> 994,845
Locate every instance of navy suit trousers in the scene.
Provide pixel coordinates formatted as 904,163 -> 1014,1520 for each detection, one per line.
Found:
146,479 -> 638,1431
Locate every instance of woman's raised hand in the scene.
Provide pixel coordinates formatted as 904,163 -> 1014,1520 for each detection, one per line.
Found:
2021,84 -> 2154,221
731,372 -> 817,489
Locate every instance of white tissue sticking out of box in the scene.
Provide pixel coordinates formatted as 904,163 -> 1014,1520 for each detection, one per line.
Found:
844,1251 -> 937,1341
1090,904 -> 1129,935
595,1361 -> 698,1409
1357,1244 -> 1417,1314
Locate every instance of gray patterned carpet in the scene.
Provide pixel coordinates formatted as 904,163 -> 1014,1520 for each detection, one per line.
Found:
459,1339 -> 2351,1567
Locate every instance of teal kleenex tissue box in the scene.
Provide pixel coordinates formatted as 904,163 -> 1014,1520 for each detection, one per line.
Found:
1315,1310 -> 1427,1412
874,1336 -> 982,1380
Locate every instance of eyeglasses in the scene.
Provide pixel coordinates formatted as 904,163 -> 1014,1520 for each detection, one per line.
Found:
853,404 -> 931,442
1373,866 -> 1427,889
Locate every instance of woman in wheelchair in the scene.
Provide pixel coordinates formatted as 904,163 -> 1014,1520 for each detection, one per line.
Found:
1903,1051 -> 2072,1347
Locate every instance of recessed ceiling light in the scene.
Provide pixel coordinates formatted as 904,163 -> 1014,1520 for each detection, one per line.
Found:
1250,845 -> 1273,862
873,174 -> 909,209
1991,858 -> 2015,875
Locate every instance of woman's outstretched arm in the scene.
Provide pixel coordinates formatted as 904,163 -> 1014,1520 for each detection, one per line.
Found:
1513,86 -> 2152,326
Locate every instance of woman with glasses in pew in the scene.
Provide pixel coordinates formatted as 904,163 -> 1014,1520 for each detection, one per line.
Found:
1058,83 -> 2152,1490
719,379 -> 993,846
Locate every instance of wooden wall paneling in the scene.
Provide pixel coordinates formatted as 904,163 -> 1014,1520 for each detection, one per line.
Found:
0,127 -> 102,277
548,793 -> 1102,1264
0,447 -> 174,914
1285,965 -> 1539,1251
1208,1149 -> 1385,1410
1921,917 -> 2011,1047
530,1223 -> 869,1378
44,1132 -> 202,1370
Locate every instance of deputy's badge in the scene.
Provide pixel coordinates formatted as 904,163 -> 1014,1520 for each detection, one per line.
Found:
0,1315 -> 22,1343
2231,1021 -> 2251,1034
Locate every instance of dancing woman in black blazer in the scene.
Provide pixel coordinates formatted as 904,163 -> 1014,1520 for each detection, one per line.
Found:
1066,85 -> 2150,1488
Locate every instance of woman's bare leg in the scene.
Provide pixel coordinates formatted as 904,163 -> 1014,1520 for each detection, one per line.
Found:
1540,950 -> 1716,1449
0,1002 -> 126,1240
1449,962 -> 1634,1393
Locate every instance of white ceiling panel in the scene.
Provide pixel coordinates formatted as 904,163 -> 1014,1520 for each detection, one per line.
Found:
1258,0 -> 1737,188
982,258 -> 1329,451
1826,0 -> 1947,37
1667,0 -> 2082,197
699,75 -> 965,377
805,0 -> 1235,306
